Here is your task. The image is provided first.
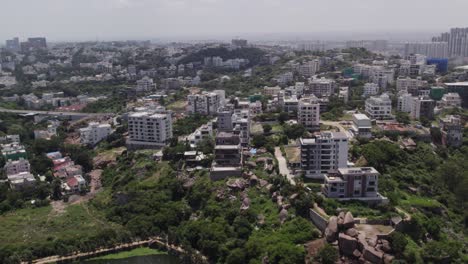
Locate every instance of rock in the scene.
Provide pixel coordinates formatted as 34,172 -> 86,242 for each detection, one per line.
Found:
262,255 -> 269,264
345,228 -> 359,237
249,175 -> 259,185
277,196 -> 284,207
338,233 -> 358,256
343,211 -> 355,229
279,208 -> 288,224
257,214 -> 265,226
240,197 -> 251,210
246,161 -> 257,168
367,237 -> 378,247
258,179 -> 268,187
353,249 -> 362,258
325,216 -> 339,242
380,240 -> 391,253
289,193 -> 299,200
363,246 -> 383,264
338,211 -> 346,220
357,234 -> 368,251
226,179 -> 247,189
383,254 -> 395,264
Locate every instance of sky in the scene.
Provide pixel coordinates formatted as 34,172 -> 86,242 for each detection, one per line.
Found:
1,0 -> 468,42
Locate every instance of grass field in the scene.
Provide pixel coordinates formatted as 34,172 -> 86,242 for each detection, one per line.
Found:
88,247 -> 167,260
0,203 -> 122,248
166,100 -> 187,111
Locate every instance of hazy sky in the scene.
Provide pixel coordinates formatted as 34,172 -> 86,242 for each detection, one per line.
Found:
1,0 -> 467,42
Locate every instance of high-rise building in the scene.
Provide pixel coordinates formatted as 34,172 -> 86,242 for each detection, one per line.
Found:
187,90 -> 225,115
298,60 -> 320,77
432,27 -> 468,57
5,37 -> 20,52
404,42 -> 449,58
298,96 -> 320,131
397,92 -> 414,113
231,38 -> 248,47
410,97 -> 435,120
126,110 -> 173,149
300,132 -> 349,179
27,37 -> 47,49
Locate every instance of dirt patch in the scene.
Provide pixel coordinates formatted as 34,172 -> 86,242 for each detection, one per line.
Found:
48,200 -> 66,219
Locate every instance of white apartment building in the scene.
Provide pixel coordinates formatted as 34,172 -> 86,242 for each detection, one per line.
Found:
439,93 -> 461,108
186,122 -> 213,148
127,111 -> 173,149
351,114 -> 372,139
362,83 -> 379,98
365,93 -> 392,119
232,109 -> 250,146
80,122 -> 112,145
410,97 -> 435,120
294,82 -> 305,96
249,101 -> 263,116
308,78 -> 336,97
136,76 -> 156,92
187,90 -> 225,115
397,92 -> 414,113
4,158 -> 30,176
298,96 -> 320,131
298,60 -> 320,77
300,132 -> 349,179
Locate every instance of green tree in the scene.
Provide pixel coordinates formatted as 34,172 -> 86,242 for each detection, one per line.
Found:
262,123 -> 272,133
316,244 -> 339,264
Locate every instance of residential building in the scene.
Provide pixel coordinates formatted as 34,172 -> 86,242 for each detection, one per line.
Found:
397,92 -> 414,113
80,122 -> 112,145
439,93 -> 462,108
210,132 -> 242,180
4,158 -> 30,176
5,37 -> 20,52
126,110 -> 173,149
186,122 -> 213,148
298,96 -> 320,131
249,101 -> 262,116
232,109 -> 250,146
298,60 -> 319,77
404,42 -> 449,58
444,82 -> 468,107
232,39 -> 248,47
396,77 -> 427,93
8,172 -> 36,190
432,27 -> 468,57
410,97 -> 435,120
365,94 -> 392,119
187,91 -> 224,115
263,86 -> 282,97
362,83 -> 379,98
217,107 -> 234,131
64,175 -> 86,193
308,78 -> 336,97
1,143 -> 27,161
351,114 -> 372,139
440,115 -> 463,147
282,95 -> 299,113
300,132 -> 349,179
322,167 -> 385,203
136,76 -> 156,92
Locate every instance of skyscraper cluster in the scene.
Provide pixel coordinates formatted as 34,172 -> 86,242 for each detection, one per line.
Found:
432,27 -> 468,57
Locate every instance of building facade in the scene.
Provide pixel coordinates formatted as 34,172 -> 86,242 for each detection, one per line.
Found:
365,94 -> 392,119
127,110 -> 173,149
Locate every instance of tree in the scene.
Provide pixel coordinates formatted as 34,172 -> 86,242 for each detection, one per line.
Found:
396,112 -> 410,125
262,124 -> 272,134
51,179 -> 62,200
316,244 -> 339,264
389,232 -> 408,255
283,124 -> 305,140
277,112 -> 289,124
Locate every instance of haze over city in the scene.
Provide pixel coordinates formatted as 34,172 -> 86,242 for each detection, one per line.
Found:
2,0 -> 468,42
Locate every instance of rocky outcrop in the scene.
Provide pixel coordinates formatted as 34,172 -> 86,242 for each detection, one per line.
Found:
325,216 -> 338,242
343,211 -> 355,229
363,246 -> 383,264
338,233 -> 358,256
345,228 -> 359,238
279,208 -> 288,224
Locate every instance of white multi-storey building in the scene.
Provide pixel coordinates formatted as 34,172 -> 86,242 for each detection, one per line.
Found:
232,109 -> 250,146
365,93 -> 392,119
351,114 -> 372,138
298,96 -> 320,131
396,77 -> 427,93
136,76 -> 156,92
439,93 -> 462,108
263,86 -> 282,97
187,91 -> 225,115
4,158 -> 30,176
397,92 -> 414,113
80,122 -> 112,145
362,83 -> 379,98
126,110 -> 173,149
298,60 -> 319,77
300,132 -> 349,179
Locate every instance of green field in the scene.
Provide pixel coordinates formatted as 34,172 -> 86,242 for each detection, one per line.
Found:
88,247 -> 167,261
0,203 -> 122,248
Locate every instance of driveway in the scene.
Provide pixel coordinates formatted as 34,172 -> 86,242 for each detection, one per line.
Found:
274,147 -> 296,185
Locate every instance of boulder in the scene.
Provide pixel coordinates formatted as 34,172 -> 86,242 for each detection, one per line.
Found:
353,249 -> 362,258
343,211 -> 355,229
277,196 -> 284,207
325,216 -> 338,242
257,214 -> 265,226
345,228 -> 359,237
279,208 -> 288,224
240,197 -> 251,211
338,233 -> 358,256
357,234 -> 368,251
249,175 -> 259,186
363,246 -> 383,264
383,254 -> 395,264
380,240 -> 391,253
246,161 -> 257,168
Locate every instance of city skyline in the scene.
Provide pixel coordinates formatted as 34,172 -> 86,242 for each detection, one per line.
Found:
1,0 -> 468,42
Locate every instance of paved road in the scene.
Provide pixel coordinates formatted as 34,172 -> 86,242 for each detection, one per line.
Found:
274,147 -> 296,185
0,107 -> 109,117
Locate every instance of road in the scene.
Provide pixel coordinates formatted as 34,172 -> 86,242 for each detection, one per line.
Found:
321,120 -> 353,139
274,147 -> 296,185
0,107 -> 110,118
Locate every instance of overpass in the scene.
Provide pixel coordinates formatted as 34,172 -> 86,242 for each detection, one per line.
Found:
0,108 -> 112,120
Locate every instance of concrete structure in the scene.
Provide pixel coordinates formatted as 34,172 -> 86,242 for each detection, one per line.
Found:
397,92 -> 414,113
126,110 -> 173,149
5,37 -> 20,51
365,94 -> 392,119
440,115 -> 463,147
351,114 -> 372,139
210,132 -> 242,180
362,83 -> 379,98
298,60 -> 319,77
4,158 -> 30,176
186,122 -> 213,148
232,109 -> 250,146
404,42 -> 449,58
80,122 -> 112,145
136,76 -> 156,92
187,91 -> 224,115
300,132 -> 349,179
8,172 -> 36,190
432,27 -> 468,57
323,167 -> 384,202
410,97 -> 435,120
444,82 -> 468,108
439,93 -> 462,108
396,77 -> 427,94
298,96 -> 320,131
308,78 -> 336,97
263,86 -> 282,97
1,143 -> 27,161
217,107 -> 234,131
